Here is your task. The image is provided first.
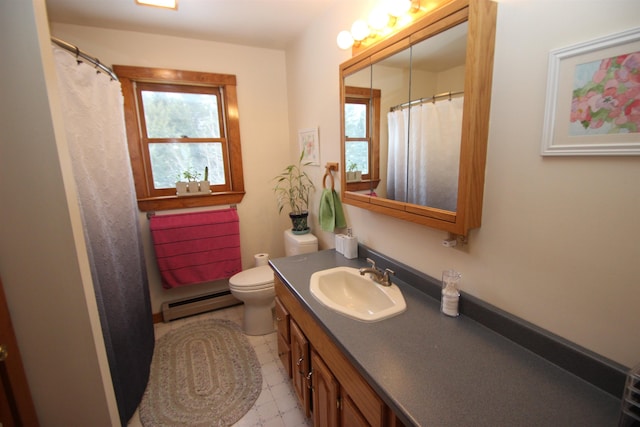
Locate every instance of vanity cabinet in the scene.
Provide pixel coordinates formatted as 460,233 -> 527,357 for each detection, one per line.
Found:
274,274 -> 403,427
291,320 -> 311,418
275,297 -> 291,378
311,349 -> 339,427
311,349 -> 370,427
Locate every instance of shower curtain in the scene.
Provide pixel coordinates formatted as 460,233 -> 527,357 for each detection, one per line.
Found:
52,45 -> 154,426
387,97 -> 464,211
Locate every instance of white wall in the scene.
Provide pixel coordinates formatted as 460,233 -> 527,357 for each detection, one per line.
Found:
286,0 -> 640,368
0,1 -> 119,425
49,23 -> 294,313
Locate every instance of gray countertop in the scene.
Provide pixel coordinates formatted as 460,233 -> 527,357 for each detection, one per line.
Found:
270,249 -> 621,426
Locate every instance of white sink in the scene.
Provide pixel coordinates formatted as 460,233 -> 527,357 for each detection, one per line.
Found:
309,266 -> 406,322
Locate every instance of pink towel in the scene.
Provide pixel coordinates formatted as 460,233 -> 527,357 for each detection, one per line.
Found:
149,209 -> 241,289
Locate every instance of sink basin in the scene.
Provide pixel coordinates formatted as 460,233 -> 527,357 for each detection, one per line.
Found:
309,266 -> 406,322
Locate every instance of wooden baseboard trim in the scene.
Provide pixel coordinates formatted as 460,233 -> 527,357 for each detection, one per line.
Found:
152,312 -> 163,324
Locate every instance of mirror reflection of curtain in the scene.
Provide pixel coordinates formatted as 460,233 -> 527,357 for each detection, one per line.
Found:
386,108 -> 409,201
387,97 -> 463,210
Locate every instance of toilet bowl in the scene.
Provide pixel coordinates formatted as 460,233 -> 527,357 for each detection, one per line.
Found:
229,230 -> 318,335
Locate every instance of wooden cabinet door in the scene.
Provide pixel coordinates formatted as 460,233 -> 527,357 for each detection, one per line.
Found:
290,320 -> 311,418
311,349 -> 339,427
275,297 -> 291,377
0,277 -> 38,427
341,393 -> 370,427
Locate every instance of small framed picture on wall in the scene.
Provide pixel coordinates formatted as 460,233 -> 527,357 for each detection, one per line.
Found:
298,127 -> 320,165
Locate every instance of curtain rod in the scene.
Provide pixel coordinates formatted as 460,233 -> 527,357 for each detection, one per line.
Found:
390,90 -> 464,112
51,37 -> 118,81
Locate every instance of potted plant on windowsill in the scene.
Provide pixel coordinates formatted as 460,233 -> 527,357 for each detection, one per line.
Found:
273,150 -> 315,234
346,161 -> 362,182
176,167 -> 210,196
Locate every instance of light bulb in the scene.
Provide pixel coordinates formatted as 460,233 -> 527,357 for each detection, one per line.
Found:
385,0 -> 413,17
336,30 -> 354,50
368,7 -> 390,31
350,20 -> 370,41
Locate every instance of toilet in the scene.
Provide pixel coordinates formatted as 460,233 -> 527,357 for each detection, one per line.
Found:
229,229 -> 318,335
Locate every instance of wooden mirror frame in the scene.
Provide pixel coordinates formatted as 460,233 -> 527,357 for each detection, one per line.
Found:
339,0 -> 497,237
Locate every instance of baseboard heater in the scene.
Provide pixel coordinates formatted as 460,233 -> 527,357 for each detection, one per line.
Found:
161,290 -> 241,322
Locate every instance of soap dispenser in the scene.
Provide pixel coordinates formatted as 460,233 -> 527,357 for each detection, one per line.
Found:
441,270 -> 461,317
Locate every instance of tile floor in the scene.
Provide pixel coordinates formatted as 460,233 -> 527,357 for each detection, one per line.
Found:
128,304 -> 312,427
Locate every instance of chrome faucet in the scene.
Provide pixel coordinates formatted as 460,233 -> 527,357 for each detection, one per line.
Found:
359,258 -> 394,287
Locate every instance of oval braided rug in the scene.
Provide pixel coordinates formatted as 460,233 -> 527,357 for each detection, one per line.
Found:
139,319 -> 262,426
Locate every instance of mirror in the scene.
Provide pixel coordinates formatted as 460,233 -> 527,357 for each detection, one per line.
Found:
340,0 -> 497,236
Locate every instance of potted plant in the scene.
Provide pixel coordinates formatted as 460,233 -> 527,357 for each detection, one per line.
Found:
176,167 -> 207,195
184,167 -> 202,193
346,161 -> 362,182
199,166 -> 210,194
273,150 -> 316,234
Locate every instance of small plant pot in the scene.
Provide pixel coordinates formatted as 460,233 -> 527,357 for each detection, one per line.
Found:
199,180 -> 210,194
289,212 -> 310,235
346,171 -> 362,182
187,181 -> 200,193
176,181 -> 188,195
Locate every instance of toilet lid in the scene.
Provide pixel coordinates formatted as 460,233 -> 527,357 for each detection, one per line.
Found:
229,265 -> 273,288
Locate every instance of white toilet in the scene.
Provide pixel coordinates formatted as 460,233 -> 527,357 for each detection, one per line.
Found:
229,229 -> 318,335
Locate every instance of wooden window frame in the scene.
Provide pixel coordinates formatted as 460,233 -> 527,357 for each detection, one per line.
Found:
114,65 -> 245,211
345,86 -> 380,192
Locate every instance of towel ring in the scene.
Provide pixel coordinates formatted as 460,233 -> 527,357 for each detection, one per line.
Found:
322,162 -> 338,191
323,171 -> 335,191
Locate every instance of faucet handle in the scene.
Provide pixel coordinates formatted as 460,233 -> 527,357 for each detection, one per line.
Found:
383,268 -> 395,286
366,258 -> 376,268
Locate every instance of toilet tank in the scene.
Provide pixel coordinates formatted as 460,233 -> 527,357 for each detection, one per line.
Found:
284,229 -> 318,256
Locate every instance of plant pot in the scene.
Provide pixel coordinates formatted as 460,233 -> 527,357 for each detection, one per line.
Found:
187,181 -> 200,193
199,180 -> 210,194
346,171 -> 362,182
176,181 -> 188,195
289,212 -> 310,235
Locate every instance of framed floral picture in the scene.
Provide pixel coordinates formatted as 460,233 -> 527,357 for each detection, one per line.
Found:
541,27 -> 640,155
298,127 -> 320,165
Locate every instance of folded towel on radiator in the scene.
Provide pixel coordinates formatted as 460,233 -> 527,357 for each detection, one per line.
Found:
149,209 -> 242,289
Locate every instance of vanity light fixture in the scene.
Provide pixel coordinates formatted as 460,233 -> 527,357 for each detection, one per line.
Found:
337,30 -> 355,50
351,20 -> 371,42
386,0 -> 414,17
336,0 -> 421,50
135,0 -> 178,10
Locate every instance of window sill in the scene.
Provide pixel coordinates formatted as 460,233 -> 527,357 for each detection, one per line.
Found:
346,179 -> 380,192
137,191 -> 245,212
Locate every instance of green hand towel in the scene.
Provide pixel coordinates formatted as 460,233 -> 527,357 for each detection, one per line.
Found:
332,190 -> 347,229
319,188 -> 347,232
319,188 -> 335,232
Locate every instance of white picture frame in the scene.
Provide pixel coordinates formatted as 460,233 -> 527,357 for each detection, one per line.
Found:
298,127 -> 320,165
541,27 -> 640,156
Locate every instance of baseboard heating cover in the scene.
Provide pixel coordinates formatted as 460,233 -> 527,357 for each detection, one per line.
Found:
161,290 -> 241,322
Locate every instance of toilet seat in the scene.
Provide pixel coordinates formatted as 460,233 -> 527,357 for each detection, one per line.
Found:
229,265 -> 274,291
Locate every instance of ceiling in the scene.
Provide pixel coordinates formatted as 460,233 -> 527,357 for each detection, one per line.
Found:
45,0 -> 338,50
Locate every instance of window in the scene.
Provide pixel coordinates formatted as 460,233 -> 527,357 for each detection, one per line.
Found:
114,66 -> 245,211
344,86 -> 380,191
